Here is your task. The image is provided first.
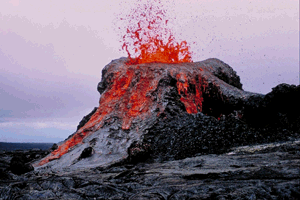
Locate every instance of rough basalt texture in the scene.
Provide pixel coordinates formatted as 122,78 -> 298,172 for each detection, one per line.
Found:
0,149 -> 50,178
242,83 -> 300,131
142,84 -> 300,161
9,155 -> 34,175
1,140 -> 300,199
76,107 -> 98,131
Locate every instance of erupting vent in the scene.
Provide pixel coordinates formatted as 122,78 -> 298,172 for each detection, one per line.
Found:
121,0 -> 193,64
38,1 -> 200,166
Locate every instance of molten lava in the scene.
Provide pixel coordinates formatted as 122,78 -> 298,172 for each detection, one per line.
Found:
121,0 -> 193,64
176,72 -> 206,114
38,1 -> 199,166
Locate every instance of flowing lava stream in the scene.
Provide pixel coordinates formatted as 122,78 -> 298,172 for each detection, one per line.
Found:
38,0 -> 196,166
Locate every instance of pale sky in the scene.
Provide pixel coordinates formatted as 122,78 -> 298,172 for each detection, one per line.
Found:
0,0 -> 299,142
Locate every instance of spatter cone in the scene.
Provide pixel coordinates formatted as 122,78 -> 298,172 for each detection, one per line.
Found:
36,57 -> 299,171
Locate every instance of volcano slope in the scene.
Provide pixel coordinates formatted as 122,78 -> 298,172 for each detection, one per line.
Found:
1,57 -> 299,199
35,57 -> 299,170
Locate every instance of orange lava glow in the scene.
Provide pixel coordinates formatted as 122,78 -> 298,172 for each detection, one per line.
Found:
121,0 -> 193,64
176,72 -> 206,114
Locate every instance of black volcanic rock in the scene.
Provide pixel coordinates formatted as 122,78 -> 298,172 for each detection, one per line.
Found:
242,83 -> 300,131
50,143 -> 58,151
127,141 -> 152,163
9,155 -> 34,175
143,104 -> 299,161
0,149 -> 49,178
79,147 -> 94,159
202,58 -> 243,90
1,140 -> 299,199
76,107 -> 98,131
0,169 -> 11,180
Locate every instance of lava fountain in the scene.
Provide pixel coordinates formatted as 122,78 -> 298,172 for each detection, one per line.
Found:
121,0 -> 193,64
37,0 -> 196,166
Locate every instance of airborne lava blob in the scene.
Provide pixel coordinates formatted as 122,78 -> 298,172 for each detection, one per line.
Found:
121,0 -> 193,64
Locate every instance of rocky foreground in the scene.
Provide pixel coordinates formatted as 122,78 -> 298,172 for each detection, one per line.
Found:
0,139 -> 299,199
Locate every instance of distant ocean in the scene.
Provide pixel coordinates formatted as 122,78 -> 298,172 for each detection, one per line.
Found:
0,142 -> 54,151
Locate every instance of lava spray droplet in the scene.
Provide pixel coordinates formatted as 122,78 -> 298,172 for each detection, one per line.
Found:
121,0 -> 193,64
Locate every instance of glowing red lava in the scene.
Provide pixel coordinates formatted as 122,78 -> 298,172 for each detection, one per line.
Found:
176,72 -> 206,114
121,0 -> 193,64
